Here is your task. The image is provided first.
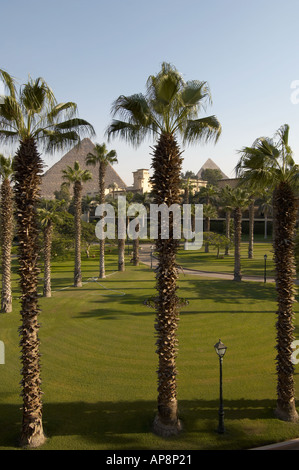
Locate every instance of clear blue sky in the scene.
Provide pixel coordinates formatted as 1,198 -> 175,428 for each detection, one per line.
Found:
1,0 -> 299,185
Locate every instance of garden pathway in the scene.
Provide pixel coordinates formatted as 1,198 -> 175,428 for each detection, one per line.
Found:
138,244 -> 277,283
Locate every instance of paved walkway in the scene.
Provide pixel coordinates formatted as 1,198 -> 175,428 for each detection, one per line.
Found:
139,244 -> 299,450
138,244 -> 277,283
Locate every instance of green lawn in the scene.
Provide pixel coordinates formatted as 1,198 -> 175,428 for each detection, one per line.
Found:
177,240 -> 275,278
1,246 -> 299,450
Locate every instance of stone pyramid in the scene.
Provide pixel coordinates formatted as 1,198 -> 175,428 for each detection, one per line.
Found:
196,158 -> 228,180
40,138 -> 127,199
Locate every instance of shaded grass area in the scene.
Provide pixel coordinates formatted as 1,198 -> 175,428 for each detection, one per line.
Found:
1,246 -> 299,449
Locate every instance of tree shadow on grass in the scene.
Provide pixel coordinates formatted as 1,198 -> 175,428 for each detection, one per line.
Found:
0,398 -> 286,450
179,279 -> 278,304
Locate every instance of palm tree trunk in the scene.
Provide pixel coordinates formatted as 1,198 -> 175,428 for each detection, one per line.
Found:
204,217 -> 210,253
99,162 -> 106,278
1,178 -> 13,313
118,238 -> 125,271
224,210 -> 231,256
233,207 -> 242,281
99,239 -> 105,278
264,214 -> 268,239
151,132 -> 183,437
14,137 -> 46,448
74,180 -> 83,287
273,182 -> 298,422
43,222 -> 53,297
248,201 -> 254,259
132,223 -> 140,266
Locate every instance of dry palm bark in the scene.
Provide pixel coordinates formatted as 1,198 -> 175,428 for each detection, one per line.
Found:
43,221 -> 53,297
14,137 -> 46,448
233,207 -> 242,282
74,180 -> 83,287
248,200 -> 255,259
99,161 -> 106,278
118,238 -> 125,271
151,133 -> 183,436
273,181 -> 298,422
224,210 -> 231,256
0,177 -> 13,313
132,222 -> 140,266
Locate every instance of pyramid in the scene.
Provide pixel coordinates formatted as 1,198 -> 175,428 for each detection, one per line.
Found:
196,158 -> 228,180
40,138 -> 127,199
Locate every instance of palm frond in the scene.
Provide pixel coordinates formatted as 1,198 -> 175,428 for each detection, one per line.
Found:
106,119 -> 152,147
46,102 -> 78,122
180,80 -> 211,109
183,116 -> 221,144
0,69 -> 17,99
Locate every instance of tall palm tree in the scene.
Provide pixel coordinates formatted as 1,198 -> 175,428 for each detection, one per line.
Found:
203,203 -> 218,253
0,154 -> 14,313
86,143 -> 118,278
82,195 -> 96,224
107,62 -> 221,436
62,161 -> 92,287
219,185 -> 234,255
0,69 -> 95,447
258,188 -> 273,239
230,187 -> 250,281
131,192 -> 152,265
236,124 -> 299,422
38,200 -> 64,297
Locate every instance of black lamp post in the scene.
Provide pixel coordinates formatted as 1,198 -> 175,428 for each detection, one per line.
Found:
214,339 -> 227,434
264,254 -> 267,283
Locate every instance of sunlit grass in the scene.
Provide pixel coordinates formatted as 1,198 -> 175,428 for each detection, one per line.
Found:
0,245 -> 299,450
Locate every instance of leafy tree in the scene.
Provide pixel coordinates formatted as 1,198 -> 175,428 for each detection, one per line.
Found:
181,170 -> 197,179
107,62 -> 221,436
236,124 -> 299,422
0,69 -> 94,448
201,168 -> 223,185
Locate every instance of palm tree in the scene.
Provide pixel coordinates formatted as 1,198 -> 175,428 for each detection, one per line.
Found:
0,69 -> 95,447
107,62 -> 221,436
230,187 -> 250,281
219,185 -> 234,255
86,143 -> 118,278
82,195 -> 96,224
203,203 -> 218,253
236,124 -> 299,422
38,200 -> 64,297
197,183 -> 218,205
62,161 -> 92,287
0,154 -> 14,313
258,188 -> 273,239
181,177 -> 193,204
131,192 -> 152,266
